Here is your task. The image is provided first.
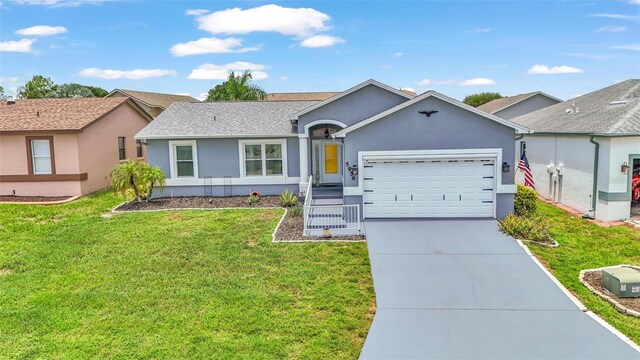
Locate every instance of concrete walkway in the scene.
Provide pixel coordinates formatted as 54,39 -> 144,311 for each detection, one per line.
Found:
360,220 -> 639,359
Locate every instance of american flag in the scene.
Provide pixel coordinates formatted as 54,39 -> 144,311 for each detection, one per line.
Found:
518,152 -> 535,189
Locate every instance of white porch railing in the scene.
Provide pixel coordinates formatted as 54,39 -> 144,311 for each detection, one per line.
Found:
303,175 -> 361,236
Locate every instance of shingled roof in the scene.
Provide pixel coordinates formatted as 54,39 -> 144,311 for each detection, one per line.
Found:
478,92 -> 560,114
263,92 -> 340,101
136,100 -> 319,139
511,79 -> 640,135
108,89 -> 198,109
0,97 -> 149,133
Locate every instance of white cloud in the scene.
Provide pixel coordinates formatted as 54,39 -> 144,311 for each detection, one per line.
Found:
595,25 -> 626,32
394,52 -> 403,57
0,38 -> 36,52
611,44 -> 640,51
186,9 -> 209,16
77,67 -> 177,80
460,78 -> 496,86
187,62 -> 268,80
279,76 -> 289,80
630,0 -> 640,4
527,64 -> 584,74
16,25 -> 67,36
300,35 -> 344,48
588,13 -> 637,20
467,28 -> 491,33
417,79 -> 431,86
170,37 -> 260,56
0,76 -> 20,84
400,87 -> 415,93
196,92 -> 208,101
195,4 -> 331,38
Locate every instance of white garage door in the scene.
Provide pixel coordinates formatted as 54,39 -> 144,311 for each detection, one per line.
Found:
362,158 -> 496,218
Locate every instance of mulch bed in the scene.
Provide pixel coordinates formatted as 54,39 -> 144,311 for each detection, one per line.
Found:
274,208 -> 366,242
0,195 -> 72,203
583,269 -> 640,315
115,196 -> 283,211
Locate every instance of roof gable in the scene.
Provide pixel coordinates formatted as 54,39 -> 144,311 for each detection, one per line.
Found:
478,92 -> 562,114
107,89 -> 199,109
0,97 -> 151,133
335,90 -> 530,137
288,79 -> 413,120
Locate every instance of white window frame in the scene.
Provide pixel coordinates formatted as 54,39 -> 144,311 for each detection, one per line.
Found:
169,140 -> 198,179
31,139 -> 52,175
239,139 -> 288,178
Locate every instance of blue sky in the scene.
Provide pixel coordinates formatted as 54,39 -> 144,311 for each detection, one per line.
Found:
1,0 -> 639,101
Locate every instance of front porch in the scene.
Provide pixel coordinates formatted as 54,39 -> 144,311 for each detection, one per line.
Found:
302,181 -> 363,237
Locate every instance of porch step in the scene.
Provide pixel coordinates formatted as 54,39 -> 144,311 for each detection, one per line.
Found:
310,198 -> 343,206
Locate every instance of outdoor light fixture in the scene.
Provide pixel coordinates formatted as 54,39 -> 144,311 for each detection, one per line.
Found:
324,127 -> 330,139
502,162 -> 510,173
621,161 -> 630,174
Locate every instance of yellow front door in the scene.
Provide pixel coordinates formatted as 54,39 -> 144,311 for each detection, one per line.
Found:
324,144 -> 338,174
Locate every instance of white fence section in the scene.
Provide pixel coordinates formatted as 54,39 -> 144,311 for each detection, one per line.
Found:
303,204 -> 361,237
303,176 -> 313,233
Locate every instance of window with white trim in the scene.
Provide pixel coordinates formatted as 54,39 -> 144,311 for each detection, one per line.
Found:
240,140 -> 286,177
31,139 -> 52,174
169,140 -> 198,179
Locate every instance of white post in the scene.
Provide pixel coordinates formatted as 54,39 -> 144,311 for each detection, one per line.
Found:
299,136 -> 309,193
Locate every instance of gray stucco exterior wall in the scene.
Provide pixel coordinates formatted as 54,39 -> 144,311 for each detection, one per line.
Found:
342,96 -> 518,219
296,84 -> 408,133
495,94 -> 560,120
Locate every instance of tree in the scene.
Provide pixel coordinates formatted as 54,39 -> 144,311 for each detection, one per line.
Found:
17,75 -> 56,99
206,70 -> 266,101
51,83 -> 95,98
0,86 -> 5,100
111,161 -> 166,203
85,86 -> 108,97
463,92 -> 503,108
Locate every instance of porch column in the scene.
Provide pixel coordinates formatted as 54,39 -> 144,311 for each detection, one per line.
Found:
299,136 -> 309,193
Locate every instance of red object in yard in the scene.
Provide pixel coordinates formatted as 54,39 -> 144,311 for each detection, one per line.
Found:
250,191 -> 261,197
633,174 -> 640,201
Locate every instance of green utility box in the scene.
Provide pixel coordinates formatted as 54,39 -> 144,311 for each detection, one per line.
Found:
601,267 -> 640,298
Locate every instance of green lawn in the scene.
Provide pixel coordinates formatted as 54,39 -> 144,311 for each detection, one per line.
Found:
0,192 -> 375,359
528,201 -> 640,345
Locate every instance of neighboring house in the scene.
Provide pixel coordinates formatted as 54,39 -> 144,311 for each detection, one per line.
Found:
479,92 -> 561,119
0,97 -> 152,197
511,79 -> 640,222
137,79 -> 528,229
263,92 -> 340,101
106,89 -> 198,118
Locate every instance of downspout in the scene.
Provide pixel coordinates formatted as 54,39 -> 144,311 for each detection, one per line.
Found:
515,134 -> 524,141
587,135 -> 599,219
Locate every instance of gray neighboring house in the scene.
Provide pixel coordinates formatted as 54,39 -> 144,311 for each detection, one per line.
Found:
511,79 -> 640,222
136,80 -> 529,233
479,92 -> 562,119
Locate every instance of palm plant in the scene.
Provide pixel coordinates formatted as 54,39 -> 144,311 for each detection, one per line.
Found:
51,83 -> 95,98
110,161 -> 145,202
206,70 -> 267,101
141,165 -> 166,202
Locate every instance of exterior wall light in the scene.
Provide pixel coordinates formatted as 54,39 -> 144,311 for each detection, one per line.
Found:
502,162 -> 510,173
621,161 -> 630,174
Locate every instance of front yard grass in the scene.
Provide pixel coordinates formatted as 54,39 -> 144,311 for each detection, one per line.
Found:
0,192 -> 375,359
528,201 -> 640,345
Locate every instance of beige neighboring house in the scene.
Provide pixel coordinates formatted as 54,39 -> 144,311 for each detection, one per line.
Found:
479,92 -> 561,119
0,97 -> 152,197
107,89 -> 198,118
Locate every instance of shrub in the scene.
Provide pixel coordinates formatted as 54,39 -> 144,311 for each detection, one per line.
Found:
289,205 -> 303,217
248,194 -> 260,205
499,213 -> 552,242
514,184 -> 538,217
111,161 -> 165,203
280,190 -> 298,207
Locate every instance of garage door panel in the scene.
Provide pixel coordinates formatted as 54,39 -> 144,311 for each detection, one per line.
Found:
363,158 -> 496,219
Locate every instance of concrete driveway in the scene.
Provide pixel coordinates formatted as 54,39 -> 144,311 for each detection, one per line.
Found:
360,220 -> 639,359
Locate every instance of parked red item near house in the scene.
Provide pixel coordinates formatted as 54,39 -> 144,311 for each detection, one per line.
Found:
633,174 -> 640,201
